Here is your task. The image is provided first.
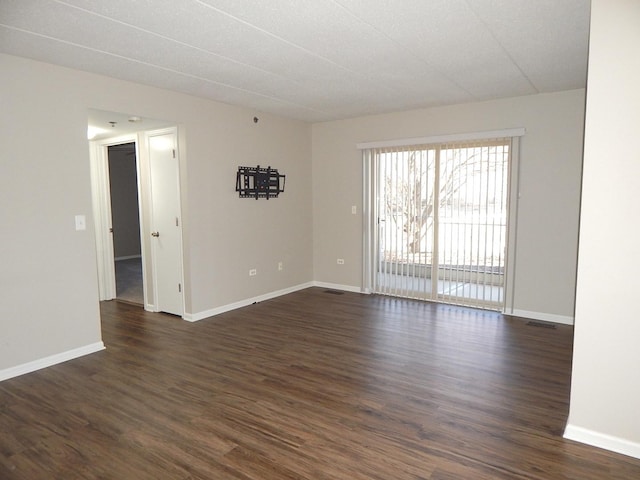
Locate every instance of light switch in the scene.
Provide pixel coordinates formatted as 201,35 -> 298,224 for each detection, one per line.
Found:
75,215 -> 86,231
351,205 -> 357,214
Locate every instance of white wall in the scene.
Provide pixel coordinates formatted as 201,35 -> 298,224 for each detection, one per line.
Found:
0,53 -> 313,375
312,90 -> 585,322
565,0 -> 640,459
0,55 -> 103,373
177,93 -> 313,317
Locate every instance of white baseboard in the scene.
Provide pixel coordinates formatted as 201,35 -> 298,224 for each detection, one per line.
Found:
114,255 -> 142,261
509,308 -> 574,326
564,424 -> 640,460
183,282 -> 315,322
0,341 -> 105,382
185,285 -> 572,325
312,281 -> 363,294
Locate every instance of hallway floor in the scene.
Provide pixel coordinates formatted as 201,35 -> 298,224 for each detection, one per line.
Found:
115,257 -> 143,305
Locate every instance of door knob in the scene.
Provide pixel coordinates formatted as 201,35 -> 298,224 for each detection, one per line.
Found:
151,231 -> 160,237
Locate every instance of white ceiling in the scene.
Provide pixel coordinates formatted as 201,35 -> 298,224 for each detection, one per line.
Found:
0,0 -> 590,123
86,108 -> 176,140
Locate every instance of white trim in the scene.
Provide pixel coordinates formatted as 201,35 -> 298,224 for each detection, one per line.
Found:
356,128 -> 526,150
312,281 -> 363,293
504,136 -> 521,314
564,424 -> 640,460
90,139 -> 117,300
135,130 -> 154,312
362,149 -> 376,296
183,282 -> 315,322
0,342 -> 105,382
509,309 -> 574,326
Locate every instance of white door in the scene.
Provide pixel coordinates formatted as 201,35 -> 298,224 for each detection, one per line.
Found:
148,129 -> 184,316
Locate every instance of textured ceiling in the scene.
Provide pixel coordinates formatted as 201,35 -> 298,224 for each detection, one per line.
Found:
0,0 -> 590,123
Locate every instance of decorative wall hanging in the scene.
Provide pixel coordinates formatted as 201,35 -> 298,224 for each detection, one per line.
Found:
236,165 -> 285,199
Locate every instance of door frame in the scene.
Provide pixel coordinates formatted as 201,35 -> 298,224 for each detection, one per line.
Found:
90,134 -> 144,303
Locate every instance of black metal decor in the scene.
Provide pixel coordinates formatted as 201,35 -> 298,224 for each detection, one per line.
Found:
236,165 -> 285,199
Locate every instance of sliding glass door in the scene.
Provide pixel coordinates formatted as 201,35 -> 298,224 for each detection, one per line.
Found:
368,137 -> 511,310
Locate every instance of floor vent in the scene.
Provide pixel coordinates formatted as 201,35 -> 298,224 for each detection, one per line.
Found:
324,290 -> 344,295
527,321 -> 557,329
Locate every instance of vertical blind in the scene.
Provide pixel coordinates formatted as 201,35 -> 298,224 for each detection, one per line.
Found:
364,137 -> 513,311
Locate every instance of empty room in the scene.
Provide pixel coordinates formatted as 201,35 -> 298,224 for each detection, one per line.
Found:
1,0 -> 640,478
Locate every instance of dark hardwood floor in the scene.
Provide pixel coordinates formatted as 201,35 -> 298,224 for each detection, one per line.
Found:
1,288 -> 639,479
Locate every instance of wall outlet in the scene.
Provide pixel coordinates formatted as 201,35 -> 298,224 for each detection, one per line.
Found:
337,258 -> 345,265
249,269 -> 257,276
278,262 -> 283,271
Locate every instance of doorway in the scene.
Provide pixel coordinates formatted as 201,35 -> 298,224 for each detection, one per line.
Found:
107,142 -> 144,305
89,123 -> 184,317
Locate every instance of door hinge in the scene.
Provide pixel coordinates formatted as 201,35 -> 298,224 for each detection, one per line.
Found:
178,283 -> 182,293
175,217 -> 179,227
172,149 -> 176,159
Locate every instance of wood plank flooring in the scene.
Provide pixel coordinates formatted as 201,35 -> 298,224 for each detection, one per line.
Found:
2,287 -> 640,479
